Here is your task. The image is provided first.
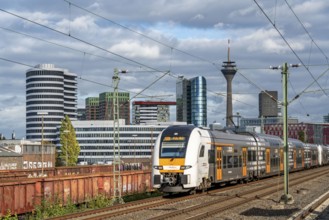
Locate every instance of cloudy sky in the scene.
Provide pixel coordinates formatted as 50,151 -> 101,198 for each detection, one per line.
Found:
1,0 -> 329,139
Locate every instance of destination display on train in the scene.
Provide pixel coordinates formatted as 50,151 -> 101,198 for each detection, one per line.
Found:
163,136 -> 185,141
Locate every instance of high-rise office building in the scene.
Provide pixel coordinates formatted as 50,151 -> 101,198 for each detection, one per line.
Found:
26,64 -> 77,142
98,92 -> 130,124
132,101 -> 176,124
259,91 -> 278,118
176,76 -> 191,123
85,92 -> 130,124
85,97 -> 99,120
176,76 -> 207,127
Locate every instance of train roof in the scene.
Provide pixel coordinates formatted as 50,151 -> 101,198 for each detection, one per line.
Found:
208,129 -> 272,148
288,138 -> 305,148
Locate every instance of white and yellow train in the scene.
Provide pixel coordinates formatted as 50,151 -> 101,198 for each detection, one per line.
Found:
152,125 -> 329,194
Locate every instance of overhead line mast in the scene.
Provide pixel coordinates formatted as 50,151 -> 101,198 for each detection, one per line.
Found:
112,68 -> 125,204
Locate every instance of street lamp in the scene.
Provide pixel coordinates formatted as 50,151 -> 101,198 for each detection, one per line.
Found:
37,111 -> 48,177
63,130 -> 70,166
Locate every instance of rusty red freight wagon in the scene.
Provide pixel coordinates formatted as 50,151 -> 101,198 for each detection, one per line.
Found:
0,170 -> 151,217
0,165 -> 114,180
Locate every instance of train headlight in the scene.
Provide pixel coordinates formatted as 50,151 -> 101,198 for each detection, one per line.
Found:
180,165 -> 192,170
153,165 -> 163,170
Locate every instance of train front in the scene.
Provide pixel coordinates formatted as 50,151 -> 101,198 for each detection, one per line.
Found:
152,125 -> 199,193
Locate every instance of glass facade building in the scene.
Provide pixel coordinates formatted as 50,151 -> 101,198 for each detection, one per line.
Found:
176,76 -> 207,127
191,76 -> 207,127
26,64 -> 77,142
176,76 -> 191,123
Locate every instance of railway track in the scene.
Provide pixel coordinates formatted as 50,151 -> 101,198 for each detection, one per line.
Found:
47,166 -> 329,220
148,167 -> 329,220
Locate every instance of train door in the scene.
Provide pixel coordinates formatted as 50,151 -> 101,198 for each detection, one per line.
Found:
242,147 -> 247,176
266,148 -> 271,173
293,149 -> 297,169
216,147 -> 222,180
280,149 -> 284,171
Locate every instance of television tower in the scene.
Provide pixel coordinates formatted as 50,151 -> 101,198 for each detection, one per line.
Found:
221,39 -> 237,127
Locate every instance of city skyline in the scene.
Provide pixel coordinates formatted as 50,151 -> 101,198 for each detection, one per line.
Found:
1,1 -> 329,138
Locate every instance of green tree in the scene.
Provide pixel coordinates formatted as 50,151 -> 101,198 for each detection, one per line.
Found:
298,130 -> 306,142
59,115 -> 80,166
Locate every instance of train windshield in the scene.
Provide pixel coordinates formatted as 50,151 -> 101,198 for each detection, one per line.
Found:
160,136 -> 187,158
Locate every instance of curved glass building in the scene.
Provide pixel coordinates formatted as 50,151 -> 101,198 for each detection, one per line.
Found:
190,76 -> 207,127
26,64 -> 77,142
176,76 -> 207,127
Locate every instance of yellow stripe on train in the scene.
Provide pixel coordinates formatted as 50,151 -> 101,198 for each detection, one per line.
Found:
159,158 -> 185,173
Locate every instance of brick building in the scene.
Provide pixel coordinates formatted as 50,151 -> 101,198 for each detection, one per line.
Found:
0,152 -> 22,170
264,123 -> 329,145
0,140 -> 56,170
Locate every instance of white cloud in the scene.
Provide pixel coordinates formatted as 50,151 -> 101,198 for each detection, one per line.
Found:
191,14 -> 205,21
239,28 -> 289,54
56,16 -> 97,33
110,40 -> 160,59
214,22 -> 224,29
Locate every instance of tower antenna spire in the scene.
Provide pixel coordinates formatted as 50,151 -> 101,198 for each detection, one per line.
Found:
227,39 -> 230,62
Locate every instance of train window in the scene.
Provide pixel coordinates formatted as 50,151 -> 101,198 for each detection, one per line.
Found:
160,141 -> 186,158
248,150 -> 257,161
233,156 -> 239,168
199,145 -> 205,158
227,156 -> 233,168
248,151 -> 252,161
208,150 -> 215,163
223,156 -> 227,169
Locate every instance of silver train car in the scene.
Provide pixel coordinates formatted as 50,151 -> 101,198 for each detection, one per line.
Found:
152,125 -> 328,194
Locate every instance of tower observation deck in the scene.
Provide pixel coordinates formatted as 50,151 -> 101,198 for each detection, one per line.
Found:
221,40 -> 237,127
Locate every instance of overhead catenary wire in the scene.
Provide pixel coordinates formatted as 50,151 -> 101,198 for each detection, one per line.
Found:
0,26 -> 141,69
0,56 -> 172,101
0,8 -> 170,78
236,69 -> 281,104
253,0 -> 329,98
288,78 -> 309,116
0,26 -> 180,94
2,7 -> 262,111
0,8 -> 177,98
64,0 -> 221,71
1,9 -> 260,110
207,89 -> 257,108
289,67 -> 329,104
284,0 -> 329,64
